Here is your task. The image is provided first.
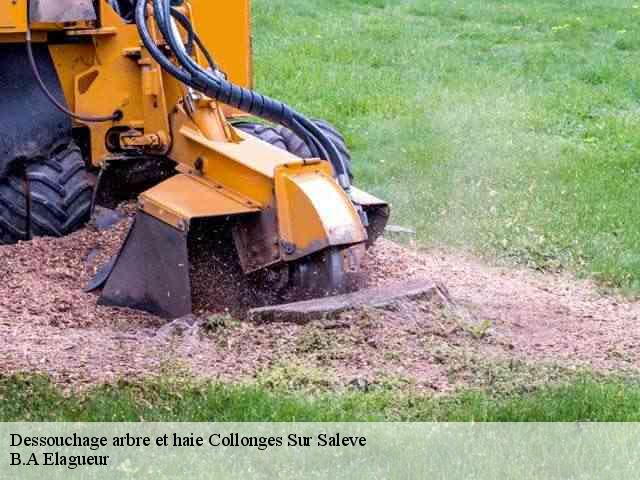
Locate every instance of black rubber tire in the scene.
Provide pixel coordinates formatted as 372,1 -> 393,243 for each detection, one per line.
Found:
233,119 -> 354,181
0,142 -> 92,245
0,174 -> 28,244
27,143 -> 93,239
233,122 -> 288,151
277,119 -> 354,181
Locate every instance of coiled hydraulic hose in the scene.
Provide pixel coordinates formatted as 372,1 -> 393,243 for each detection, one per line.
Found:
134,0 -> 351,188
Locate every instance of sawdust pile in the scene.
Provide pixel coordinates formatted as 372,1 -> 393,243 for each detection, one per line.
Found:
0,210 -> 156,329
0,205 -> 417,329
0,207 -> 279,328
2,206 -> 640,390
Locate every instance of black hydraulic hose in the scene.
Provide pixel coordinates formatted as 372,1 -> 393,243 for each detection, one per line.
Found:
139,0 -> 350,187
169,8 -> 217,71
26,0 -> 122,123
155,2 -> 331,161
135,0 -> 195,87
109,0 -> 122,17
155,0 -> 202,76
172,10 -> 195,56
155,0 -> 226,94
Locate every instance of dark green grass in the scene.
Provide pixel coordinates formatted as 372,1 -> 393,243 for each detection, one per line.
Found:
2,375 -> 640,422
252,0 -> 640,291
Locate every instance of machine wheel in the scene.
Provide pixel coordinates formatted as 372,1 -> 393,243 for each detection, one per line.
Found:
0,175 -> 28,244
277,119 -> 354,181
0,142 -> 92,245
232,122 -> 288,150
27,143 -> 92,238
233,119 -> 354,181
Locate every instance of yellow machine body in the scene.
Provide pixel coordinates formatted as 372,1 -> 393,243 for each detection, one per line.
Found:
141,103 -> 368,267
42,1 -> 250,165
0,0 -> 27,33
1,0 -> 389,318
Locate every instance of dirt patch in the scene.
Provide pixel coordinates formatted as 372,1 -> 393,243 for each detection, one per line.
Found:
1,213 -> 640,392
364,240 -> 640,373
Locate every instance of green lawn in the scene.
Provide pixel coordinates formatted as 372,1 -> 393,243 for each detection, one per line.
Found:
3,374 -> 640,422
4,1 -> 640,422
253,0 -> 640,291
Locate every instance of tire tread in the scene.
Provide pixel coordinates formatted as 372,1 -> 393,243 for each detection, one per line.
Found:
0,142 -> 92,244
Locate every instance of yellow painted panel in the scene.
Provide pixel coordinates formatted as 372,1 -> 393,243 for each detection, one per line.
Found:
141,174 -> 259,227
48,43 -> 95,112
275,164 -> 367,259
181,127 -> 303,178
190,0 -> 252,87
0,0 -> 26,32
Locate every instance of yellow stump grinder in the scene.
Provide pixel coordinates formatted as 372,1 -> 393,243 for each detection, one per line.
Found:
0,0 -> 390,318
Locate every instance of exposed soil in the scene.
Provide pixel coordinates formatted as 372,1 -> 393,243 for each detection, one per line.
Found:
1,206 -> 639,392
